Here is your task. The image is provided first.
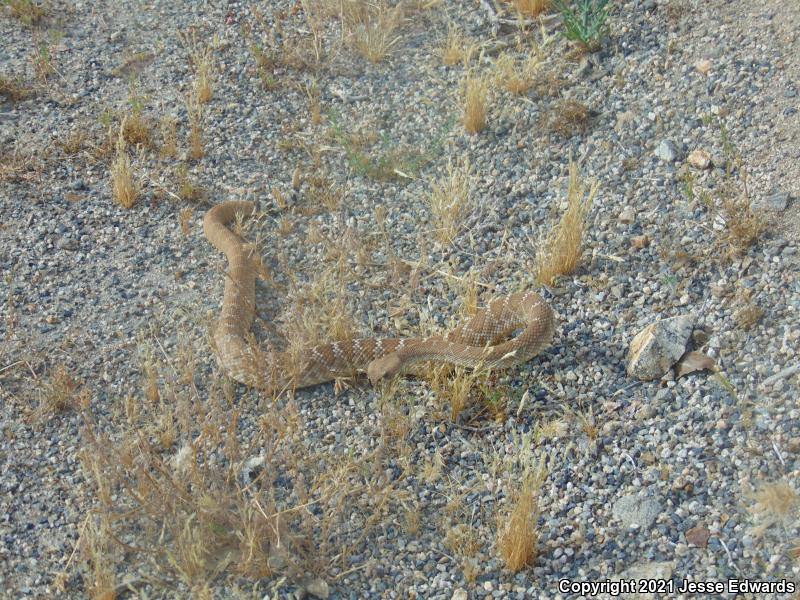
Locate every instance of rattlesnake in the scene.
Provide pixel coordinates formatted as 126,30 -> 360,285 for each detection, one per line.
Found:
204,201 -> 555,392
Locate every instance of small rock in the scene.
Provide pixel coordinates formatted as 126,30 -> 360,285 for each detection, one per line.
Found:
303,577 -> 330,599
627,315 -> 694,380
694,59 -> 712,74
687,149 -> 711,169
612,494 -> 662,529
618,208 -> 636,224
753,191 -> 790,212
631,235 -> 649,249
240,455 -> 265,485
56,237 -> 79,251
655,139 -> 678,163
452,590 -> 468,600
685,524 -> 710,548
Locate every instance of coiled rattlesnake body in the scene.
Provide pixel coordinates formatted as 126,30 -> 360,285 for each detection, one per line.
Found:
204,201 -> 555,391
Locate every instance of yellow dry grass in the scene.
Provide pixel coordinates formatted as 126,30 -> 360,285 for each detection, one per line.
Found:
340,0 -> 404,63
746,480 -> 799,537
35,364 -> 88,419
441,21 -> 475,67
111,119 -> 139,209
429,158 -> 474,244
535,157 -> 598,285
461,69 -> 491,134
186,94 -> 205,160
496,457 -> 546,571
509,0 -> 552,17
494,49 -> 542,95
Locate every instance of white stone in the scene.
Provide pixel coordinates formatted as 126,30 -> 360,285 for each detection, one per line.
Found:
627,315 -> 694,380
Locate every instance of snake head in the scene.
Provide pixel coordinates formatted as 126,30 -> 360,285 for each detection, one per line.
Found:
367,353 -> 403,386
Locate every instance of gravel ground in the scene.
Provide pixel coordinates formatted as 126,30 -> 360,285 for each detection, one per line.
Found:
1,0 -> 798,598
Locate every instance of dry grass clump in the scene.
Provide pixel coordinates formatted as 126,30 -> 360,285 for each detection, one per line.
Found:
71,337 -> 407,595
2,0 -> 46,25
733,287 -> 763,331
0,73 -> 35,101
717,178 -> 765,256
746,480 -> 799,537
535,158 -> 598,285
282,262 -> 361,388
430,365 -> 478,422
445,523 -> 480,557
544,98 -> 592,137
31,41 -> 57,82
429,158 -> 474,244
496,453 -> 546,571
681,124 -> 766,259
121,86 -> 153,148
0,146 -> 42,183
61,129 -> 86,155
186,94 -> 205,160
507,0 -> 552,17
111,119 -> 140,209
180,29 -> 215,104
35,364 -> 88,419
307,174 -> 346,211
159,115 -> 179,159
494,50 -> 542,95
441,21 -> 476,67
176,164 -> 207,203
461,69 -> 491,134
340,0 -> 404,63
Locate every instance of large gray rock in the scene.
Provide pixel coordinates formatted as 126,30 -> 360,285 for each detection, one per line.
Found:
627,315 -> 694,380
753,190 -> 790,213
612,494 -> 662,529
654,139 -> 678,163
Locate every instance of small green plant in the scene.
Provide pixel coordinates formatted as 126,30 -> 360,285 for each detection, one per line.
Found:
554,0 -> 611,52
326,110 -> 452,181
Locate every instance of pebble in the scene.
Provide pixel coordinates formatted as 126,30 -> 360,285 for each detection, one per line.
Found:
687,149 -> 712,170
654,139 -> 678,163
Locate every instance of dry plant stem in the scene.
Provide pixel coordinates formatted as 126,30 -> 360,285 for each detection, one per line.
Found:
496,456 -> 545,570
111,119 -> 139,209
494,50 -> 541,95
342,1 -> 404,63
535,158 -> 598,285
186,95 -> 205,160
441,22 -> 475,67
462,70 -> 490,134
429,159 -> 474,244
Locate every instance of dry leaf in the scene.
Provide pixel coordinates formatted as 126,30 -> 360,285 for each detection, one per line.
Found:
675,351 -> 717,378
685,524 -> 710,548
